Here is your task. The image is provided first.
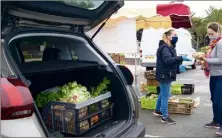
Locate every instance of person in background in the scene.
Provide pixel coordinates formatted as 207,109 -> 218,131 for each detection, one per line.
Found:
201,22 -> 222,136
153,29 -> 192,124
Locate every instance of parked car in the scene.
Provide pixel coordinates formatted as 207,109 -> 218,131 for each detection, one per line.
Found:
1,1 -> 145,137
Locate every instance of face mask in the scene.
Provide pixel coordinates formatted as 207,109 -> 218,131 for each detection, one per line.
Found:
171,36 -> 178,45
209,35 -> 218,40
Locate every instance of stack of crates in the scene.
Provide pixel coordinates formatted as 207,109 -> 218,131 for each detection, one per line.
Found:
171,83 -> 195,95
144,70 -> 159,94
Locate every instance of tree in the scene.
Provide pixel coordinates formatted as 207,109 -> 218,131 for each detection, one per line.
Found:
189,6 -> 222,50
189,17 -> 207,50
205,6 -> 222,24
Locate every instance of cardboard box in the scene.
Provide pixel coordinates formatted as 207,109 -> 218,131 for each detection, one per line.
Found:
147,79 -> 159,86
144,71 -> 156,80
110,54 -> 120,63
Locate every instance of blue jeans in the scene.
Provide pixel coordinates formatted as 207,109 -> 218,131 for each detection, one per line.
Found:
155,82 -> 171,118
210,76 -> 222,126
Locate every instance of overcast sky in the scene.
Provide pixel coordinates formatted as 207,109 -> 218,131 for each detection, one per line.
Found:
124,1 -> 222,17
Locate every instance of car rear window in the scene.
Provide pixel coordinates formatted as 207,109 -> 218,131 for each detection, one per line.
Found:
58,0 -> 104,10
18,41 -> 73,63
10,36 -> 105,66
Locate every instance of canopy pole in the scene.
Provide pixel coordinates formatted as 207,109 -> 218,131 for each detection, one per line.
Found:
135,41 -> 143,98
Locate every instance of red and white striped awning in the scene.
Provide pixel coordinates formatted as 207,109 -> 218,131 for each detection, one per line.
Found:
157,3 -> 192,28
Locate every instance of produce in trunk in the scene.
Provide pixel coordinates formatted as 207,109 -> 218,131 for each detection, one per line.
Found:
91,77 -> 111,98
101,99 -> 110,109
91,115 -> 99,126
80,120 -> 90,132
35,82 -> 91,108
36,77 -> 111,108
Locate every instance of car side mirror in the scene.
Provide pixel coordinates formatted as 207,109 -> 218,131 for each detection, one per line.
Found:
116,65 -> 134,85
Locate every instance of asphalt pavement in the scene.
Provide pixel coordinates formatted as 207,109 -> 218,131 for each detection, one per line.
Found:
126,65 -> 218,137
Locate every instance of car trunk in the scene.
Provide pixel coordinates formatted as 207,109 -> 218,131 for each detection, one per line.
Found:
8,35 -> 130,137
26,66 -> 129,136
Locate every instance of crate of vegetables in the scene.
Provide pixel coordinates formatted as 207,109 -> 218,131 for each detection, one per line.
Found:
140,94 -> 157,110
147,86 -> 160,95
168,97 -> 195,115
171,83 -> 183,95
36,78 -> 113,136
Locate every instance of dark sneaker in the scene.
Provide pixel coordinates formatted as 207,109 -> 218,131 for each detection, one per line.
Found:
153,110 -> 162,117
204,121 -> 220,129
216,127 -> 222,136
161,117 -> 176,125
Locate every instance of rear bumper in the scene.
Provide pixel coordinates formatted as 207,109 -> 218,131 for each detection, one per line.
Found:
140,62 -> 156,67
122,121 -> 146,137
182,61 -> 195,66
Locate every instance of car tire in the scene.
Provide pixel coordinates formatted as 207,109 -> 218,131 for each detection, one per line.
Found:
146,67 -> 153,71
191,61 -> 196,69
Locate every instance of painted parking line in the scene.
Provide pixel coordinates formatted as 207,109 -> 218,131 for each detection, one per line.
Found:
145,134 -> 161,137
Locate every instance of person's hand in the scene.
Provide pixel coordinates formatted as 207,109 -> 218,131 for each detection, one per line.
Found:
197,60 -> 206,69
199,56 -> 206,61
182,56 -> 192,61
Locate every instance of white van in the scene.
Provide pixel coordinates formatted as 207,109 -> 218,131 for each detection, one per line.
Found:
139,28 -> 196,70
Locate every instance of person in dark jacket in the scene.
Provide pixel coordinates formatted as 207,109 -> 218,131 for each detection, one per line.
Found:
153,29 -> 192,124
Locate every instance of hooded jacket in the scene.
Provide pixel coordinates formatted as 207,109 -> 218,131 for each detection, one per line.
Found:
156,40 -> 183,83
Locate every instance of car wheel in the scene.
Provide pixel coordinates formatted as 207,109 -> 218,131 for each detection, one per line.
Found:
191,61 -> 196,69
146,67 -> 153,71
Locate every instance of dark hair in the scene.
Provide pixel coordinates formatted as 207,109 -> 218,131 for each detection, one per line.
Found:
208,22 -> 221,33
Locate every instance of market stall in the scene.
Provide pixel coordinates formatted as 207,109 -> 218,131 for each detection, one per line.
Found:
87,2 -> 192,98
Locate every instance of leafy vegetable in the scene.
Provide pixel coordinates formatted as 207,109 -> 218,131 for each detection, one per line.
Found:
35,77 -> 111,108
35,82 -> 91,108
59,82 -> 91,103
35,90 -> 59,108
91,77 -> 111,98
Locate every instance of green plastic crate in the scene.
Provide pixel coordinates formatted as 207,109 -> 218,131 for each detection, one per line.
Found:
140,96 -> 157,109
147,86 -> 158,93
171,84 -> 184,95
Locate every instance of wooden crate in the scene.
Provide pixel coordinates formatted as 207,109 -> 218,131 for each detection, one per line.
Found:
168,101 -> 195,115
125,58 -> 140,65
119,55 -> 125,63
146,79 -> 159,86
144,71 -> 156,79
110,54 -> 120,63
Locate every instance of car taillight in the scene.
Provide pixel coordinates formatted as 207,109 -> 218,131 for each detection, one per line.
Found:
140,50 -> 142,58
1,77 -> 34,120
